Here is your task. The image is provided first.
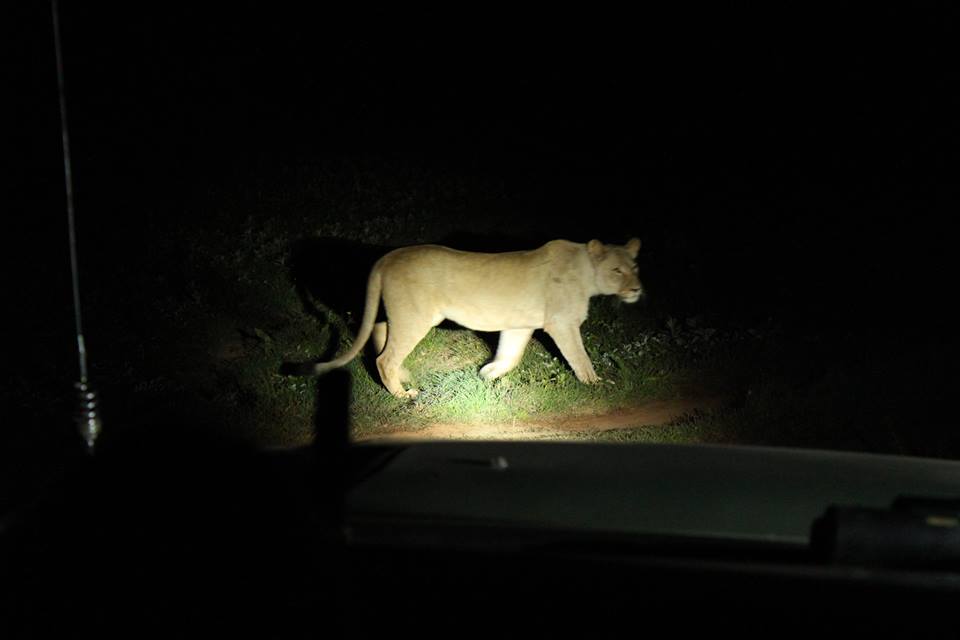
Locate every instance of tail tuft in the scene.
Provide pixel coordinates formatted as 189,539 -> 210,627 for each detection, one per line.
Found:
279,361 -> 322,377
279,263 -> 383,380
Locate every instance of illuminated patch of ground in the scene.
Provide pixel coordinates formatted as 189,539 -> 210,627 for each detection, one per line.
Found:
354,395 -> 724,443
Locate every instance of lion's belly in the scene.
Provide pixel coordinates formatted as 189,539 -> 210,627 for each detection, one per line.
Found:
418,253 -> 551,332
440,297 -> 544,332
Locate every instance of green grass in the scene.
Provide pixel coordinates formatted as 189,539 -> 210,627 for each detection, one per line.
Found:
138,172 -> 708,447
203,263 -> 751,446
131,197 -> 801,450
164,206 -> 736,446
345,318 -> 683,438
67,156 -> 950,458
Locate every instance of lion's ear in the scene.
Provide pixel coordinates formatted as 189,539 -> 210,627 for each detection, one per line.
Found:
625,238 -> 641,258
587,239 -> 606,259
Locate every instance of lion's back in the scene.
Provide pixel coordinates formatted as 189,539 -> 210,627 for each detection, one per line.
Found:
376,242 -> 575,331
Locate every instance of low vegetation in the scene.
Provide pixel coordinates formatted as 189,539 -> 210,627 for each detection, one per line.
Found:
61,156 -> 952,459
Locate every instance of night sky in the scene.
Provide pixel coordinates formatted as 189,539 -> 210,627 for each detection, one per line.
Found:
7,4 -> 960,447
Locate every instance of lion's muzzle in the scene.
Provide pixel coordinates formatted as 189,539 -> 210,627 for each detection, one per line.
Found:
620,285 -> 644,304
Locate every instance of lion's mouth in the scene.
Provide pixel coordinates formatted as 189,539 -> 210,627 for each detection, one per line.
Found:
620,291 -> 643,304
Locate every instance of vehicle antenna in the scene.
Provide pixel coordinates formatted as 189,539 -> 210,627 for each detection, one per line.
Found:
52,0 -> 102,453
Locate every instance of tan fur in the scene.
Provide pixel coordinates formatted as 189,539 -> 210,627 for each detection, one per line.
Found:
309,238 -> 643,398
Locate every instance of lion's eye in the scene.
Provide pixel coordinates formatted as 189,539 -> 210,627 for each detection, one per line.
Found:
612,267 -> 622,274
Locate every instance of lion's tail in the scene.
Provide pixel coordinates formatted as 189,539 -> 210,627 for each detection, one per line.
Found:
286,263 -> 383,377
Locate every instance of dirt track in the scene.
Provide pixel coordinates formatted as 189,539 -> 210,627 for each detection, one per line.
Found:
354,396 -> 724,443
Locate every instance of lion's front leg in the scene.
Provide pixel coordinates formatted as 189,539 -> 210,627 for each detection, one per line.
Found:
544,324 -> 600,384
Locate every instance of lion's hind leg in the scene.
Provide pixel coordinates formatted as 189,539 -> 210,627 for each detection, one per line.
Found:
372,321 -> 387,355
372,321 -> 411,383
480,329 -> 534,381
376,317 -> 433,399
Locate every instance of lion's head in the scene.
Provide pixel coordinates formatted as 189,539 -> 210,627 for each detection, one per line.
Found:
587,238 -> 644,303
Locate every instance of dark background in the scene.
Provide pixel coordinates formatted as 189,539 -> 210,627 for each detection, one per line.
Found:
3,5 -> 960,634
5,4 -> 958,454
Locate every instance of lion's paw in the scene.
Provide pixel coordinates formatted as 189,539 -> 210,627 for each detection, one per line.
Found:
395,388 -> 419,400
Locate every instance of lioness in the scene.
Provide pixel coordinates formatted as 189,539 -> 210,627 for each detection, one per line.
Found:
298,238 -> 643,398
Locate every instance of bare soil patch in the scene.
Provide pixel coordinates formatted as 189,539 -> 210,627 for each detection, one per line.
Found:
353,396 -> 724,443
